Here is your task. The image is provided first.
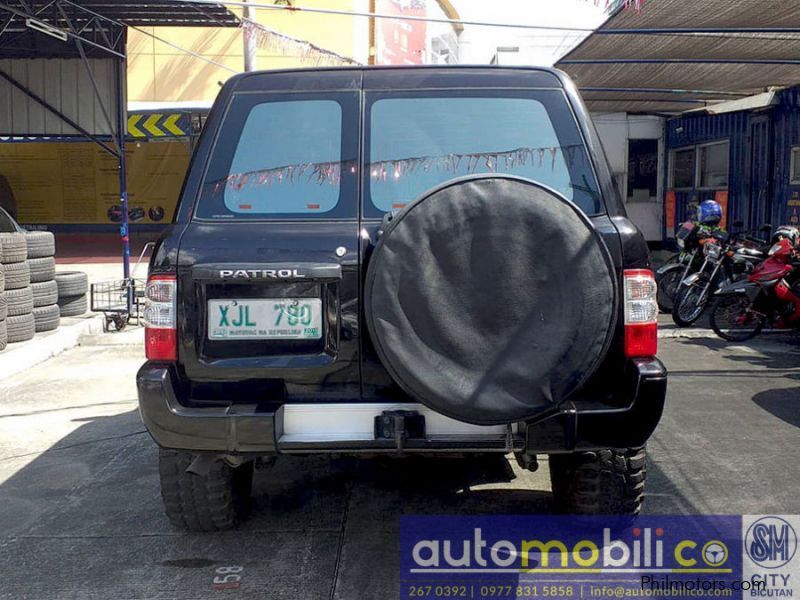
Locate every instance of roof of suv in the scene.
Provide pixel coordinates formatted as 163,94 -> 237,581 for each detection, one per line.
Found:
226,65 -> 572,93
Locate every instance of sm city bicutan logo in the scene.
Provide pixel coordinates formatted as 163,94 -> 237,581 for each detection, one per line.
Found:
410,528 -> 732,574
745,517 -> 798,569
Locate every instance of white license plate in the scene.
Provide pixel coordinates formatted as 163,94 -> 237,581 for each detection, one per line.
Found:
208,298 -> 322,340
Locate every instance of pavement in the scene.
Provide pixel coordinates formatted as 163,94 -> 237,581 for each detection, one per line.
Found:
0,329 -> 799,599
0,263 -> 142,377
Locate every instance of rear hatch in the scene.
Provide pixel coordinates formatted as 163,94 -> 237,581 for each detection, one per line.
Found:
175,77 -> 362,402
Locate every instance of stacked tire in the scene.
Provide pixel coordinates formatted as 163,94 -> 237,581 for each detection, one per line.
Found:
55,271 -> 89,318
0,232 -> 34,345
25,232 -> 60,333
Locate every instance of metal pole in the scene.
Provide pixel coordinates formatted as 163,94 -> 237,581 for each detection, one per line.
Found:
242,0 -> 256,71
115,55 -> 132,309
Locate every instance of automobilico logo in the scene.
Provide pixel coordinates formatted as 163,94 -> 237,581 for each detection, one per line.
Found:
745,516 -> 798,569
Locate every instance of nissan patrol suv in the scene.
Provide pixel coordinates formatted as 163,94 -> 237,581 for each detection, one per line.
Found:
137,66 -> 666,531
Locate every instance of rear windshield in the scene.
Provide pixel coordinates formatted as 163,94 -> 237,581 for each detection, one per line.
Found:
195,92 -> 358,220
365,91 -> 601,217
195,89 -> 600,220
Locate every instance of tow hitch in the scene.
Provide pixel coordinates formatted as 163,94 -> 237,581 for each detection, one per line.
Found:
374,410 -> 426,451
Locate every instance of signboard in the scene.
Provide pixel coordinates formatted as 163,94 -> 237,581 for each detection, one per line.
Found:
714,190 -> 729,229
665,189 -> 677,232
376,0 -> 427,65
0,141 -> 188,225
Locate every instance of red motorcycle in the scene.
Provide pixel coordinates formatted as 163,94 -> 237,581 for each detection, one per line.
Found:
710,237 -> 800,341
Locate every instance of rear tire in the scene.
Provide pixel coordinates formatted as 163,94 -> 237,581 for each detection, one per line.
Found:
710,295 -> 765,341
158,450 -> 254,532
549,448 -> 646,516
655,266 -> 684,313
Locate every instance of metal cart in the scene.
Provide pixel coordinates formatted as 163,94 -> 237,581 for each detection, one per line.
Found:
90,242 -> 154,332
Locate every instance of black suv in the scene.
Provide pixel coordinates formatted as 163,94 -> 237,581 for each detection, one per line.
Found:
137,66 -> 666,531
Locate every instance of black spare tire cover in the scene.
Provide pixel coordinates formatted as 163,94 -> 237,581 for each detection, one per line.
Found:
364,175 -> 617,425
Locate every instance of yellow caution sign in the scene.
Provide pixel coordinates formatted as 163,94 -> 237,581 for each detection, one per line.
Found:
127,112 -> 189,138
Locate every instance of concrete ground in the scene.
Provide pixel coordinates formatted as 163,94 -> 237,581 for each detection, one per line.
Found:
0,330 -> 799,599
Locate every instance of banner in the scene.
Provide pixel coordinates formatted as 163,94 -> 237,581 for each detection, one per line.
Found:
665,189 -> 677,233
376,0 -> 428,65
715,190 -> 729,229
0,141 -> 188,225
401,515 -> 799,600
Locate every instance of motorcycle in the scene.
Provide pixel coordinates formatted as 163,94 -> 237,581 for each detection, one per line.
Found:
710,237 -> 800,341
656,221 -> 715,313
671,229 -> 766,327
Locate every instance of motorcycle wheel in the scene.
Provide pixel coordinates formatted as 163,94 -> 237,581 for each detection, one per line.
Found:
710,295 -> 765,341
656,266 -> 684,313
671,276 -> 710,327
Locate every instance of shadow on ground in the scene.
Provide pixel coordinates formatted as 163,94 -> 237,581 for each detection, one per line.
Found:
0,409 -> 699,600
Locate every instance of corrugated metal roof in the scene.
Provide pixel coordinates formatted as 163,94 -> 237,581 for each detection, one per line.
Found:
0,0 -> 239,59
556,0 -> 800,113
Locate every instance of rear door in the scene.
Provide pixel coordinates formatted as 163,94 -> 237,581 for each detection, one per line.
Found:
359,68 -> 613,399
176,73 -> 362,402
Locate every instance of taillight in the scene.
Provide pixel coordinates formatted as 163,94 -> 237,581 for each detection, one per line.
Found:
144,274 -> 177,361
623,269 -> 658,358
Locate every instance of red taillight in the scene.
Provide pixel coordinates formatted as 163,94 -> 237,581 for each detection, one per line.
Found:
144,274 -> 177,361
145,328 -> 177,361
623,269 -> 658,358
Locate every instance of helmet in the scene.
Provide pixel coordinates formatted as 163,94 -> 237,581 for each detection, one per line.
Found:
697,200 -> 723,226
772,225 -> 800,247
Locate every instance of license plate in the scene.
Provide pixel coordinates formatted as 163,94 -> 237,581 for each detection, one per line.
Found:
208,299 -> 322,340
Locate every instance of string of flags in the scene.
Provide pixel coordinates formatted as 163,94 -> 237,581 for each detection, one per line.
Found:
214,144 -> 586,194
594,0 -> 646,11
242,19 -> 360,66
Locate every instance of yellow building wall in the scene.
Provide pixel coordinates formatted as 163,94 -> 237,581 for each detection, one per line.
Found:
127,0 -> 370,103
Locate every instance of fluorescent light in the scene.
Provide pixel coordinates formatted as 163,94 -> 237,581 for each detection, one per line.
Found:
25,18 -> 68,42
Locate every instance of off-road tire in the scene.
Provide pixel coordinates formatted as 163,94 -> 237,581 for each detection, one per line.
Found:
158,449 -> 254,532
0,319 -> 6,351
55,271 -> 89,298
0,233 -> 26,264
6,313 -> 35,343
31,280 -> 58,307
27,257 -> 56,283
57,294 -> 88,317
549,447 -> 646,516
3,262 -> 30,290
32,304 -> 60,332
0,293 -> 6,321
25,231 -> 55,259
6,286 -> 33,317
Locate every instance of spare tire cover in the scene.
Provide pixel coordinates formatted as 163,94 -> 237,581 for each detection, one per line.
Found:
364,175 -> 617,425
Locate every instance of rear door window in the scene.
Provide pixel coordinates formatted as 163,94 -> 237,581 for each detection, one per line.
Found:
196,92 -> 358,220
364,91 -> 601,218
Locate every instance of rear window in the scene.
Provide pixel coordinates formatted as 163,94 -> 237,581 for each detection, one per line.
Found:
365,91 -> 601,217
196,93 -> 358,220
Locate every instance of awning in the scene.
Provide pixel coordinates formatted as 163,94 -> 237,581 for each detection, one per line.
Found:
0,0 -> 239,59
555,0 -> 800,114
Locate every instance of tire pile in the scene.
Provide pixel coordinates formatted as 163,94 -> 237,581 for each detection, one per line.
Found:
55,272 -> 89,317
0,232 -> 36,346
0,232 -> 89,351
26,232 -> 60,334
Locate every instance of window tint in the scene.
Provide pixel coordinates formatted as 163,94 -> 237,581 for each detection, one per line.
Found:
196,94 -> 357,220
671,148 -> 695,189
365,92 -> 601,216
698,142 -> 729,189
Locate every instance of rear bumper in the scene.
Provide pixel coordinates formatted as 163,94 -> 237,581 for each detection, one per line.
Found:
136,358 -> 666,455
